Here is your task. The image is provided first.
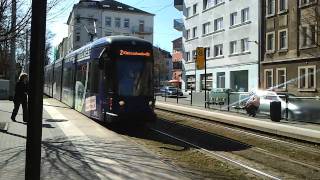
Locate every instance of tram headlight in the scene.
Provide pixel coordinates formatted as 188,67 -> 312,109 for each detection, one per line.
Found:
119,101 -> 125,106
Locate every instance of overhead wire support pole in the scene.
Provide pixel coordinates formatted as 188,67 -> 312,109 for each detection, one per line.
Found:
25,0 -> 47,179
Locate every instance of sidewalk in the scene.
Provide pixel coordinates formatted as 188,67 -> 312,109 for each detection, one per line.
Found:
155,101 -> 320,144
0,99 -> 188,180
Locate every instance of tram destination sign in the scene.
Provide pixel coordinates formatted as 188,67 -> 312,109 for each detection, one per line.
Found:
119,50 -> 151,57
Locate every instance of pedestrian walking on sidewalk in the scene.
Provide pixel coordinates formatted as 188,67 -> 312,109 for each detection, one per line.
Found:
11,73 -> 29,122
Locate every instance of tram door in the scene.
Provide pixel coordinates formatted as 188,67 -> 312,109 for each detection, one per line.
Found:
100,51 -> 116,122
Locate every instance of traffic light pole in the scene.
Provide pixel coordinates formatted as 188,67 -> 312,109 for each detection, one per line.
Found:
25,0 -> 47,179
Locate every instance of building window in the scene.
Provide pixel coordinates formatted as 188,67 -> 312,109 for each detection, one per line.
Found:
76,35 -> 80,42
186,75 -> 196,90
76,15 -> 80,23
230,12 -> 237,26
214,44 -> 223,57
203,22 -> 210,35
310,25 -> 316,45
105,17 -> 111,27
276,68 -> 286,89
217,72 -> 225,88
266,32 -> 275,52
301,26 -> 308,47
192,50 -> 196,61
301,25 -> 317,47
193,4 -> 197,15
186,7 -> 191,17
124,18 -> 130,28
266,0 -> 275,16
201,73 -> 212,91
241,8 -> 249,23
205,47 -> 210,58
186,52 -> 191,62
279,29 -> 288,50
192,27 -> 197,38
278,0 -> 287,13
214,17 -> 223,31
186,29 -> 190,40
139,20 -> 145,32
230,41 -> 237,54
264,69 -> 273,89
241,38 -> 249,52
298,66 -> 316,90
115,17 -> 121,28
203,0 -> 222,10
300,0 -> 316,7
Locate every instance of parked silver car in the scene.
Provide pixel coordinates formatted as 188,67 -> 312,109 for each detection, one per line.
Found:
160,86 -> 183,97
257,90 -> 320,122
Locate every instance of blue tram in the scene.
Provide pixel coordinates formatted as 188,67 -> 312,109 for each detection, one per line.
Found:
44,36 -> 155,122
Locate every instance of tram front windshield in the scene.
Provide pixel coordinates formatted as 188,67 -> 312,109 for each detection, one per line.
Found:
117,57 -> 153,97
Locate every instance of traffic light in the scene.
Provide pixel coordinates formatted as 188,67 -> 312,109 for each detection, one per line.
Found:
196,47 -> 205,70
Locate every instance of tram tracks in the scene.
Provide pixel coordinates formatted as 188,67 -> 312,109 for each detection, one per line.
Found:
150,127 -> 281,180
153,109 -> 320,179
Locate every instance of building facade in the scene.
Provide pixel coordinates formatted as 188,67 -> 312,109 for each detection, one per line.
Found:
67,0 -> 154,51
175,0 -> 261,92
261,0 -> 320,97
171,37 -> 184,88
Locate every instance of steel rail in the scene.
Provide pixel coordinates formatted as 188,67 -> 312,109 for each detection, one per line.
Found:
156,109 -> 320,154
158,116 -> 320,171
150,128 -> 282,180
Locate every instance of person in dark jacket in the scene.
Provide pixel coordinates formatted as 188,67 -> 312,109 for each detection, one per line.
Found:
11,73 -> 29,122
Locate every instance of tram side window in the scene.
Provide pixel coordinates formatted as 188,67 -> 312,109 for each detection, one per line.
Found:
63,67 -> 74,89
88,61 -> 100,94
76,63 -> 88,89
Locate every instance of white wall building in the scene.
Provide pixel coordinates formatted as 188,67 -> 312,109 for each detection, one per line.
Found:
178,0 -> 261,92
67,0 -> 154,51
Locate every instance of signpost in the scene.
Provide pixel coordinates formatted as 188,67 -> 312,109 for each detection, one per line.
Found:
195,47 -> 207,108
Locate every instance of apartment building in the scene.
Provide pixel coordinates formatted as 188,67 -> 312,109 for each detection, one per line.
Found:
66,0 -> 154,51
171,37 -> 184,88
261,0 -> 320,96
175,0 -> 261,92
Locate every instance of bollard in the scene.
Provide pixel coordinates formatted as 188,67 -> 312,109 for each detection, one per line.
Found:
176,88 -> 178,104
227,90 -> 230,111
165,89 -> 167,102
285,94 -> 289,120
190,88 -> 193,106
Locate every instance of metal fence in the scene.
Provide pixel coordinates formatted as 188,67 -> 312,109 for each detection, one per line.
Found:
155,88 -> 320,124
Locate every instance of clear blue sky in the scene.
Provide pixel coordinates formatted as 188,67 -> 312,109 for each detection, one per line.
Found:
48,0 -> 182,52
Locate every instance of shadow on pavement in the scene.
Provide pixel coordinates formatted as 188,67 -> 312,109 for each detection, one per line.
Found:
45,119 -> 68,123
40,136 -> 183,180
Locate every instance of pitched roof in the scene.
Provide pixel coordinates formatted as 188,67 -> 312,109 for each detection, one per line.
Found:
68,0 -> 154,24
80,0 -> 154,15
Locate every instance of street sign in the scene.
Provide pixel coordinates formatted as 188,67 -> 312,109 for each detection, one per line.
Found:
196,47 -> 205,70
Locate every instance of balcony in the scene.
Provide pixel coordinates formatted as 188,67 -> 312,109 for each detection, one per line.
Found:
174,0 -> 183,11
131,26 -> 153,35
173,19 -> 184,31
